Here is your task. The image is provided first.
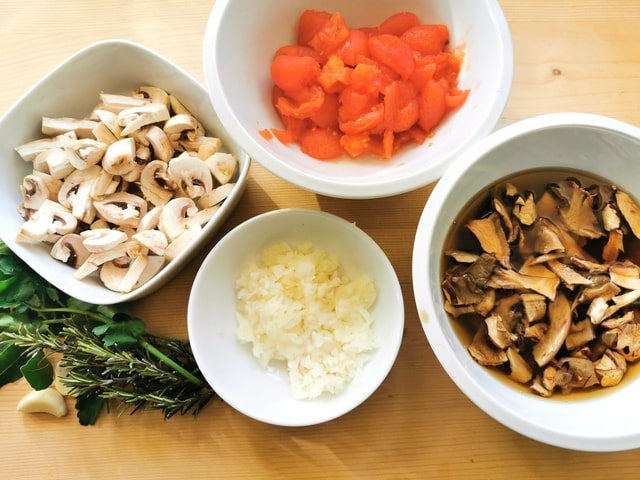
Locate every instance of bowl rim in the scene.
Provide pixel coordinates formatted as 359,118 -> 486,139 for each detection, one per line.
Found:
202,0 -> 515,199
412,112 -> 640,452
187,207 -> 405,426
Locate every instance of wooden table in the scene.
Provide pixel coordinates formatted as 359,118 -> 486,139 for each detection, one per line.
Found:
1,1 -> 639,478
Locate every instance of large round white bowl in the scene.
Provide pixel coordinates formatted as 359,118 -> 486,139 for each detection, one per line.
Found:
203,0 -> 513,199
188,208 -> 404,426
0,40 -> 251,305
412,112 -> 640,452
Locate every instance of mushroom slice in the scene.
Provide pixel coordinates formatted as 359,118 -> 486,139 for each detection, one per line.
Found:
609,262 -> 640,290
16,200 -> 78,242
601,310 -> 635,330
565,318 -> 595,351
90,169 -> 120,200
140,160 -> 176,206
512,191 -> 537,226
118,103 -> 170,137
80,228 -> 128,253
100,255 -> 149,293
559,357 -> 599,389
546,259 -> 592,287
601,202 -> 621,231
98,93 -> 150,113
520,292 -> 547,323
137,206 -> 163,232
15,131 -> 77,162
594,349 -> 627,387
602,228 -> 624,263
204,152 -> 238,185
466,212 -> 511,268
550,179 -> 604,239
616,189 -> 640,239
102,137 -> 137,176
163,114 -> 203,144
164,224 -> 202,262
612,323 -> 640,362
20,174 -> 50,210
489,266 -> 559,300
41,117 -> 99,138
132,229 -> 168,256
58,165 -> 101,224
168,154 -> 213,199
37,148 -> 76,180
180,135 -> 223,159
134,86 -> 170,109
73,241 -> 136,279
507,347 -> 533,384
158,197 -> 200,241
145,125 -> 174,162
50,233 -> 90,268
532,292 -> 572,367
197,183 -> 234,209
485,312 -> 518,349
65,138 -> 107,170
468,322 -> 508,366
92,108 -> 123,137
445,250 -> 481,264
136,255 -> 166,286
587,296 -> 610,325
94,192 -> 148,228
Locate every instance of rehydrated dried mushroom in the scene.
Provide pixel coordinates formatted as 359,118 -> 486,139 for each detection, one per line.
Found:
15,86 -> 240,294
442,174 -> 640,397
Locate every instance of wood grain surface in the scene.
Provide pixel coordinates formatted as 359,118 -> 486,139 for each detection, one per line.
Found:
1,1 -> 640,478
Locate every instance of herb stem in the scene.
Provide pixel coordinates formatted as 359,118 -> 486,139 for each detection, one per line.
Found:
28,306 -> 112,324
141,340 -> 202,385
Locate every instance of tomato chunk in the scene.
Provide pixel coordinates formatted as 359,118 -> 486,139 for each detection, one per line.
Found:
367,34 -> 415,80
401,24 -> 450,56
299,127 -> 343,160
270,55 -> 320,92
378,12 -> 420,36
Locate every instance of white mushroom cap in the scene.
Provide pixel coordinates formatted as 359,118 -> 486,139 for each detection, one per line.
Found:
168,153 -> 213,199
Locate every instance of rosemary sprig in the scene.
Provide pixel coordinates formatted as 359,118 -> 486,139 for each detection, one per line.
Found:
0,241 -> 216,424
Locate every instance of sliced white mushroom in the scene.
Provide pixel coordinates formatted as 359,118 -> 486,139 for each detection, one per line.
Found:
102,137 -> 137,176
98,93 -> 150,113
65,138 -> 107,170
57,165 -> 101,224
20,174 -> 50,210
204,152 -> 238,185
90,169 -> 120,200
158,197 -> 199,241
164,224 -> 202,261
15,131 -> 77,162
197,183 -> 235,209
134,86 -> 170,109
137,205 -> 163,232
92,108 -> 123,137
41,117 -> 99,139
50,233 -> 91,268
136,255 -> 166,286
93,191 -> 148,228
73,241 -> 137,279
118,103 -> 170,136
16,200 -> 77,242
168,93 -> 191,116
168,154 -> 213,199
145,125 -> 174,162
32,171 -> 63,200
36,148 -> 76,179
91,121 -> 119,145
17,388 -> 68,418
132,229 -> 168,256
80,228 -> 128,253
140,160 -> 176,206
180,135 -> 223,159
100,254 -> 149,293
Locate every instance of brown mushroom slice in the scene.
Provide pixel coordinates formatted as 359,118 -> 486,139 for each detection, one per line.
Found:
559,357 -> 599,389
587,296 -> 610,325
601,203 -> 622,231
549,179 -> 604,239
594,349 -> 627,387
506,347 -> 533,384
601,310 -> 635,329
612,323 -> 640,362
602,228 -> 624,263
546,259 -> 592,287
615,189 -> 640,239
492,196 -> 518,243
565,318 -> 596,351
468,322 -> 508,366
442,254 -> 497,307
530,375 -> 553,397
485,312 -> 518,349
532,292 -> 572,367
609,262 -> 640,290
488,267 -> 559,301
538,217 -> 596,262
445,250 -> 481,264
466,212 -> 511,268
577,274 -> 620,303
521,292 -> 547,323
512,191 -> 537,227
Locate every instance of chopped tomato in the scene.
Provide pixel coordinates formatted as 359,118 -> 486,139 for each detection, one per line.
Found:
367,34 -> 415,80
270,55 -> 320,92
378,12 -> 420,36
401,24 -> 450,56
267,9 -> 469,160
299,127 -> 343,160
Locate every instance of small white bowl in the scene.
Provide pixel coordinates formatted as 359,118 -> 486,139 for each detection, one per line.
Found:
0,40 -> 251,305
412,112 -> 640,452
203,0 -> 513,199
188,208 -> 404,426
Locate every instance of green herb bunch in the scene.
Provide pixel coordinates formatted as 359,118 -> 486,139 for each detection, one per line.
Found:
0,241 -> 215,424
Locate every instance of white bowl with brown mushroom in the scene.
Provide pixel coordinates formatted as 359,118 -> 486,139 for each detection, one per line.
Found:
412,112 -> 640,452
0,40 -> 250,305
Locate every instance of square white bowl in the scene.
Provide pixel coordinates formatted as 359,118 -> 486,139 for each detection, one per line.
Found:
0,39 -> 251,305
